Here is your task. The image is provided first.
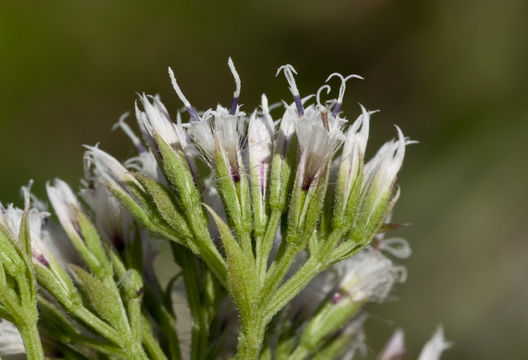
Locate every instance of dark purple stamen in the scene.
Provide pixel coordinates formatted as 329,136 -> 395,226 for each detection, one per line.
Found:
187,106 -> 201,122
231,166 -> 241,183
229,97 -> 239,115
332,292 -> 343,304
136,143 -> 146,153
301,175 -> 315,191
332,102 -> 342,117
294,95 -> 304,116
36,254 -> 49,266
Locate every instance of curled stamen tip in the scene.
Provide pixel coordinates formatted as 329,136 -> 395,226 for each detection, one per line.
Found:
176,111 -> 182,125
326,72 -> 364,83
316,85 -> 331,107
275,64 -> 298,77
22,180 -> 34,209
168,67 -> 191,107
228,57 -> 241,98
261,94 -> 269,114
345,74 -> 364,81
111,112 -> 131,131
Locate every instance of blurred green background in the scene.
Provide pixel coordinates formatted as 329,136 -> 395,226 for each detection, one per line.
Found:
1,0 -> 527,358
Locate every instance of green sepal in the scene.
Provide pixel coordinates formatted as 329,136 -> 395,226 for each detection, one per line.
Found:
298,299 -> 361,354
269,136 -> 298,212
204,204 -> 255,312
133,173 -> 193,246
104,181 -> 153,229
332,153 -> 363,232
351,187 -> 400,246
70,264 -> 127,332
76,209 -> 112,279
0,226 -> 24,275
298,167 -> 330,247
155,134 -> 206,224
34,263 -> 80,308
18,209 -> 32,258
214,150 -> 243,231
0,223 -> 36,307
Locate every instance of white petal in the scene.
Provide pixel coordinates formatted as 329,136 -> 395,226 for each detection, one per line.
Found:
418,326 -> 452,360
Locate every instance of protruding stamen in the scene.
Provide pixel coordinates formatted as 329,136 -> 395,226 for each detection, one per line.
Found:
112,112 -> 145,153
21,179 -> 34,211
316,85 -> 331,131
168,67 -> 201,122
276,64 -> 304,116
261,94 -> 270,117
228,57 -> 241,115
176,111 -> 182,125
316,85 -> 331,108
326,73 -> 363,116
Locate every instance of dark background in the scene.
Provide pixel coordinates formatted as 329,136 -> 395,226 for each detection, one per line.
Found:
1,1 -> 527,358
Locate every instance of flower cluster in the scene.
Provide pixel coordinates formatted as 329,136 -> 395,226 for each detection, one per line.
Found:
0,59 -> 450,360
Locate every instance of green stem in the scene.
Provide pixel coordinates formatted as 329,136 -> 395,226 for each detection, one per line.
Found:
143,326 -> 168,360
264,257 -> 321,323
289,346 -> 309,360
19,320 -> 44,360
173,247 -> 208,360
256,210 -> 282,285
73,306 -> 120,344
259,243 -> 300,308
236,319 -> 266,360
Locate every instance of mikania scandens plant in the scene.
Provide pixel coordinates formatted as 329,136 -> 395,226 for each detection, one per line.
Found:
0,59 -> 451,360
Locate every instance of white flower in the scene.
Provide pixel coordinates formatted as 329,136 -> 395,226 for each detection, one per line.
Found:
418,326 -> 452,360
170,59 -> 247,181
361,126 -> 412,210
295,103 -> 345,189
339,105 -> 372,203
125,150 -> 165,184
248,94 -> 274,197
112,115 -> 166,182
0,203 -> 49,265
46,178 -> 84,242
1,183 -> 76,267
135,94 -> 195,161
0,319 -> 24,357
341,315 -> 367,360
80,179 -> 134,251
378,329 -> 406,360
84,146 -> 144,196
334,248 -> 406,303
